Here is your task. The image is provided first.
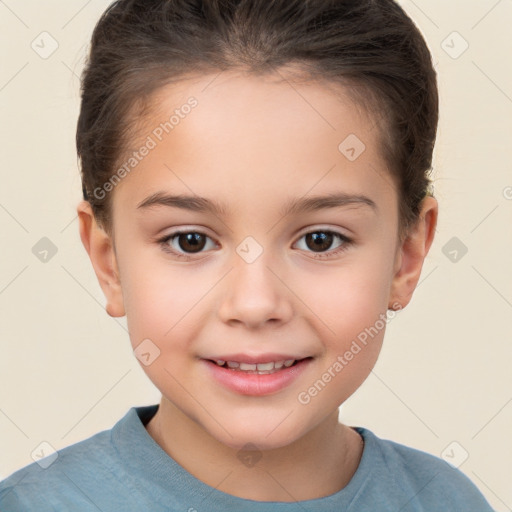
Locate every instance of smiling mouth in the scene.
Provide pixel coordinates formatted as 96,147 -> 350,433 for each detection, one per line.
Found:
208,358 -> 310,374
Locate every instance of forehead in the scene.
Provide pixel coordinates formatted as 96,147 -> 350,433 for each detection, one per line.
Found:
112,70 -> 395,218
146,70 -> 376,147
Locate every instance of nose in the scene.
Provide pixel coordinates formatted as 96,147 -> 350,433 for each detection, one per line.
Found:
217,251 -> 294,330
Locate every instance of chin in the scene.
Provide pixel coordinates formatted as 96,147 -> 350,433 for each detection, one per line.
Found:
202,414 -> 310,452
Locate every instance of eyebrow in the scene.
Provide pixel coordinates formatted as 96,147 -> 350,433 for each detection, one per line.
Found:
137,192 -> 229,216
280,192 -> 377,217
136,191 -> 377,217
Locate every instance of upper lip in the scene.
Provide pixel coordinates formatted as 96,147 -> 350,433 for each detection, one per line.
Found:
204,353 -> 310,364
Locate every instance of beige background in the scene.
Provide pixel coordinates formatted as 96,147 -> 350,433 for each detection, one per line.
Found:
0,0 -> 511,509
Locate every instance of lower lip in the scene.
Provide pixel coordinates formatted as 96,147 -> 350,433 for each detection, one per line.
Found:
203,359 -> 311,396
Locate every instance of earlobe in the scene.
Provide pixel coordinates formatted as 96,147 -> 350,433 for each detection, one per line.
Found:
77,201 -> 125,317
389,196 -> 438,309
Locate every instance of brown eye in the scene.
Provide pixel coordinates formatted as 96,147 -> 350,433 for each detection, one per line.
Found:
176,233 -> 207,253
294,230 -> 351,257
304,232 -> 334,252
159,231 -> 216,257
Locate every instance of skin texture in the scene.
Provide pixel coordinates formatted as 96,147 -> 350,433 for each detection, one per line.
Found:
77,70 -> 437,501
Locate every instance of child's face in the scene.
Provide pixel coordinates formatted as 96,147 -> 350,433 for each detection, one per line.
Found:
81,71 -> 432,450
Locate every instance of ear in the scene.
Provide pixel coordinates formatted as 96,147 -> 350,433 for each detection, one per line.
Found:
77,201 -> 125,317
389,196 -> 438,309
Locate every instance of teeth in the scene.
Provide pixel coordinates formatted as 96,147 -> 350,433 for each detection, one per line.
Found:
214,359 -> 297,372
239,362 -> 257,371
256,362 -> 274,371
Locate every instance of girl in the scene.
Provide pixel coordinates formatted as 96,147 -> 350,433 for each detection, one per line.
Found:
0,0 -> 495,510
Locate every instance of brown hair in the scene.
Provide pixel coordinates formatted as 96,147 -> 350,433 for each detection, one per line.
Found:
77,0 -> 438,234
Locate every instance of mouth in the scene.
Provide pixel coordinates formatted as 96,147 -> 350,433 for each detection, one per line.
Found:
209,358 -> 304,374
203,355 -> 313,396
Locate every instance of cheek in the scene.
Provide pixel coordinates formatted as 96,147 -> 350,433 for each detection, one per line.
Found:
289,249 -> 395,391
119,251 -> 222,358
118,251 -> 192,345
294,254 -> 394,332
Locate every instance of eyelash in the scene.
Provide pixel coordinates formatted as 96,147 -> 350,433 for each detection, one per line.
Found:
157,229 -> 353,261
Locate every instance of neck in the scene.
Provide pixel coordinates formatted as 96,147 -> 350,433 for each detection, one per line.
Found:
145,397 -> 364,502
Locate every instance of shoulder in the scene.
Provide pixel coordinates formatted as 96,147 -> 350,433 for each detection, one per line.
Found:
357,428 -> 494,511
0,426 -> 118,511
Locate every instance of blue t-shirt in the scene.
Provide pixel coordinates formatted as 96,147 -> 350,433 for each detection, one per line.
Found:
0,404 -> 494,511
